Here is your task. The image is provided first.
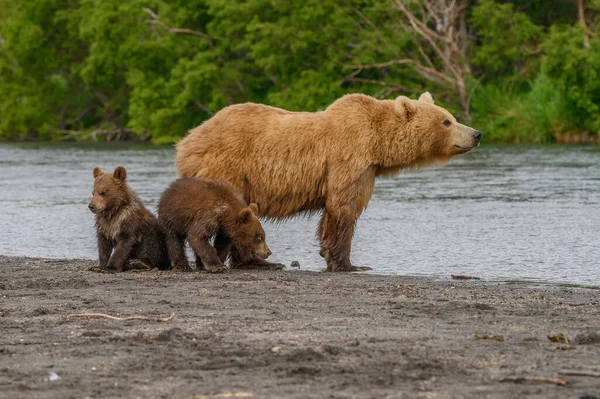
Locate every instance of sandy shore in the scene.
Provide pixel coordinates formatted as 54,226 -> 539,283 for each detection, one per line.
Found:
1,256 -> 599,399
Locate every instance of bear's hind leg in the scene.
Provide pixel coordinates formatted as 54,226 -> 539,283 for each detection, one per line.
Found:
165,231 -> 193,272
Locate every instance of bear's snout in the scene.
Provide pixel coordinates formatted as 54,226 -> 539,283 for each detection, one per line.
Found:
88,203 -> 96,213
257,245 -> 272,259
473,131 -> 482,144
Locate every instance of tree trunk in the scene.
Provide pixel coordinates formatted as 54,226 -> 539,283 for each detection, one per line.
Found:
576,0 -> 590,48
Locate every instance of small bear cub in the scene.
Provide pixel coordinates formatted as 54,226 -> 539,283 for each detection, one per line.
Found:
89,166 -> 169,272
158,177 -> 283,272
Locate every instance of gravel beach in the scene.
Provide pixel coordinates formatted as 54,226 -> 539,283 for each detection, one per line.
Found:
1,256 -> 599,398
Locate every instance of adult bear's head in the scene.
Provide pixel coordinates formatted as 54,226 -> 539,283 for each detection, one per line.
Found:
393,92 -> 482,163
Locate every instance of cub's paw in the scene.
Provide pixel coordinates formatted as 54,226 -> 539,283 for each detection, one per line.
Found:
204,262 -> 230,273
126,259 -> 152,271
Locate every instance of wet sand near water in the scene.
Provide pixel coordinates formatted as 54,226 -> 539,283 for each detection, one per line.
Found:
1,256 -> 599,398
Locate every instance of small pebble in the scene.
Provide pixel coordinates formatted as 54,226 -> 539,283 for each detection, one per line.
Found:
290,261 -> 300,268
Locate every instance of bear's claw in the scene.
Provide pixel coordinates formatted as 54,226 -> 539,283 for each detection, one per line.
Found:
204,263 -> 230,273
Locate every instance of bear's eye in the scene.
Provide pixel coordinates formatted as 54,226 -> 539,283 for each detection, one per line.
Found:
255,234 -> 263,243
443,119 -> 452,127
99,191 -> 106,196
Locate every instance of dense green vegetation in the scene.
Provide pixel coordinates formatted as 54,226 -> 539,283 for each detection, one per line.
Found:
1,0 -> 599,143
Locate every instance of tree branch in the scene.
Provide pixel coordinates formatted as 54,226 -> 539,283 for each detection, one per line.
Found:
345,59 -> 415,70
192,99 -> 214,116
387,0 -> 473,119
142,8 -> 216,40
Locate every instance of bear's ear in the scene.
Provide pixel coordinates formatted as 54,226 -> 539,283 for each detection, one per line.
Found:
248,203 -> 259,215
93,167 -> 104,178
238,208 -> 253,224
113,166 -> 127,181
394,96 -> 417,119
418,92 -> 434,104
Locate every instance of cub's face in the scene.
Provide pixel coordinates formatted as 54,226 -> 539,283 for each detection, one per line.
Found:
235,203 -> 272,260
88,166 -> 128,214
395,92 -> 482,161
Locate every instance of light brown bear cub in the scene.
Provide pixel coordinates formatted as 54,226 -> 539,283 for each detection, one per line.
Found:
158,177 -> 283,272
89,166 -> 169,272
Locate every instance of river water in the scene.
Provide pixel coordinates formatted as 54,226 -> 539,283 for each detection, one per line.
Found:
0,143 -> 598,285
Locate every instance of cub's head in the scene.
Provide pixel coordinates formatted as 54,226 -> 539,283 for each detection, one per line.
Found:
88,166 -> 130,214
232,203 -> 272,261
393,92 -> 482,164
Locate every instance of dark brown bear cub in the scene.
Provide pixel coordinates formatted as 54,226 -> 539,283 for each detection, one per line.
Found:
89,166 -> 169,272
158,177 -> 284,272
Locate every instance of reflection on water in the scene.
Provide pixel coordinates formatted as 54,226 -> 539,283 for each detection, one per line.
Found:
0,143 -> 598,285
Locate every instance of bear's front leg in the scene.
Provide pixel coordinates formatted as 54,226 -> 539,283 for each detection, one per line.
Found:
319,167 -> 375,272
231,257 -> 286,270
319,210 -> 371,272
227,245 -> 285,270
105,237 -> 136,272
90,234 -> 113,272
188,235 -> 229,273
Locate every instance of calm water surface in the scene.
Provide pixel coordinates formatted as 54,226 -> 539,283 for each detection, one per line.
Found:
0,143 -> 598,285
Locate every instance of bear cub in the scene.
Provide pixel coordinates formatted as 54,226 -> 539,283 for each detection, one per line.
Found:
89,166 -> 169,272
158,177 -> 283,272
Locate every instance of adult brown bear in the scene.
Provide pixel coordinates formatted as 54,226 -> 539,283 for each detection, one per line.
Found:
176,92 -> 481,272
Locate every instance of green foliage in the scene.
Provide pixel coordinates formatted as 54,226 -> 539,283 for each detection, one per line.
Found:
470,0 -> 542,80
542,25 -> 600,133
0,0 -> 599,142
0,0 -> 91,139
471,74 -> 580,143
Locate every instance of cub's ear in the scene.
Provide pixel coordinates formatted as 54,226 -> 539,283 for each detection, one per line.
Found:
239,208 -> 253,224
418,91 -> 434,104
93,167 -> 104,178
113,166 -> 127,181
394,96 -> 417,119
248,203 -> 259,215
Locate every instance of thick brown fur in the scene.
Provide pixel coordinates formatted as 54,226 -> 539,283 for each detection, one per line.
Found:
175,92 -> 482,272
89,166 -> 170,272
157,177 -> 284,272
